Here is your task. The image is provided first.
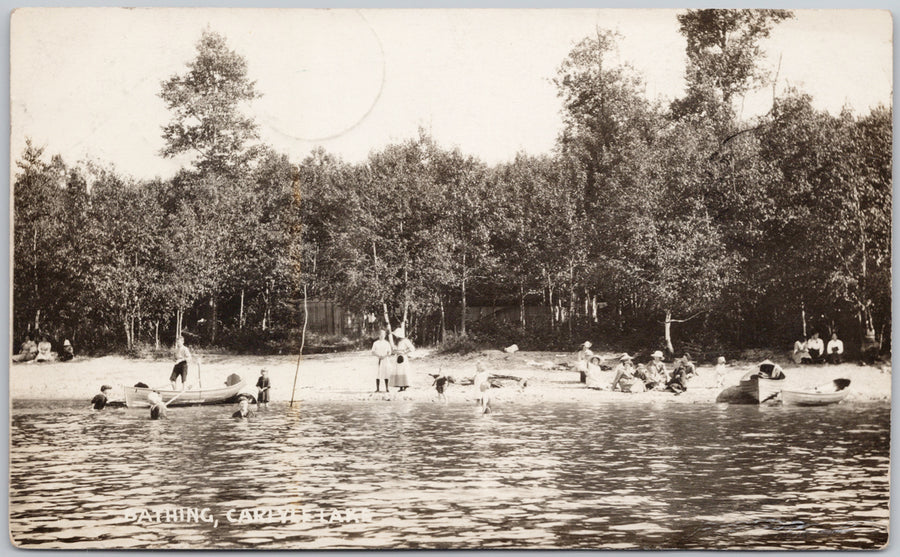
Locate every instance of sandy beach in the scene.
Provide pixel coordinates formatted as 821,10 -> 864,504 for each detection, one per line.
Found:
9,349 -> 892,405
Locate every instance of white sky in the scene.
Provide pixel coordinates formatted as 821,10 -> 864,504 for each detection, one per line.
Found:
10,8 -> 893,180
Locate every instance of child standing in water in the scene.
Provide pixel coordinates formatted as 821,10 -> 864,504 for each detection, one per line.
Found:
473,362 -> 492,413
715,356 -> 726,389
256,368 -> 271,409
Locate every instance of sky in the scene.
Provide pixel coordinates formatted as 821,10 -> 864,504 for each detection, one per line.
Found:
10,8 -> 893,180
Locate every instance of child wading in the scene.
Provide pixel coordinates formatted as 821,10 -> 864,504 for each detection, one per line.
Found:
91,385 -> 112,410
256,368 -> 271,408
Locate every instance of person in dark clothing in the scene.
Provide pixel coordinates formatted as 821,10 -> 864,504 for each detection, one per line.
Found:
255,369 -> 271,409
432,374 -> 454,403
91,385 -> 113,410
59,339 -> 75,362
232,397 -> 253,419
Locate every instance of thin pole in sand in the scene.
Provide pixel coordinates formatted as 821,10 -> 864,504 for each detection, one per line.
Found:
290,284 -> 308,408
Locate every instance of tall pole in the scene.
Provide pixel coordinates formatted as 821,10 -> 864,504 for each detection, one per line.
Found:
290,284 -> 308,408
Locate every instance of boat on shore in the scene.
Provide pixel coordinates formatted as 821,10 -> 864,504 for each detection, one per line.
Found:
782,379 -> 851,406
124,374 -> 247,407
739,372 -> 785,403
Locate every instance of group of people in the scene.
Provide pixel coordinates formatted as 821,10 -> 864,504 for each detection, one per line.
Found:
577,341 -> 725,394
792,332 -> 844,365
371,328 -> 414,392
12,334 -> 74,363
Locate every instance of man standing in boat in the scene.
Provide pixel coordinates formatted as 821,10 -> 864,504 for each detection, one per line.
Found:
170,336 -> 193,391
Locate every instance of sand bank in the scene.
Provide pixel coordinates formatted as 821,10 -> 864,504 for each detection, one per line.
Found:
9,349 -> 891,406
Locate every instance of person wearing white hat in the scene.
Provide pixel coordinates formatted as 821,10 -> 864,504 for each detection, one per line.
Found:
648,350 -> 668,388
574,341 -> 594,383
611,353 -> 643,393
59,339 -> 75,362
390,328 -> 414,391
371,329 -> 393,392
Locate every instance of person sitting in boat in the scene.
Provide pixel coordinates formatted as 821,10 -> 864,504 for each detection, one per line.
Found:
585,355 -> 606,390
826,333 -> 844,365
232,397 -> 253,419
170,336 -> 193,391
757,359 -> 785,380
575,341 -> 594,383
91,385 -> 113,410
807,332 -> 825,364
58,339 -> 75,362
611,354 -> 644,393
792,337 -> 812,364
33,336 -> 55,362
256,368 -> 271,408
148,391 -> 168,420
12,335 -> 38,362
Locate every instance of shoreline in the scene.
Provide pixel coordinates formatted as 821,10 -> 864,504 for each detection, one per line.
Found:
9,350 -> 892,406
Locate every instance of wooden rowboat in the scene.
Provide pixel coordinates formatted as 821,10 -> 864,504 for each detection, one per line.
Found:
124,375 -> 246,408
782,379 -> 851,406
739,372 -> 785,403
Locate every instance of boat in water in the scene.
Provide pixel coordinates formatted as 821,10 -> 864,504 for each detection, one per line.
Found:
739,360 -> 787,403
782,378 -> 851,406
124,373 -> 247,407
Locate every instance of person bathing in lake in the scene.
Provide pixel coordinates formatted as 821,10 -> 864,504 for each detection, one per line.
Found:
391,328 -> 413,392
91,385 -> 113,410
232,397 -> 253,419
170,336 -> 192,391
256,368 -> 271,409
432,374 -> 454,403
147,391 -> 168,420
371,329 -> 393,392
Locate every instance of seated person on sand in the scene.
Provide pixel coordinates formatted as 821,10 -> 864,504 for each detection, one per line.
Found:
585,355 -> 605,390
58,339 -> 75,362
635,364 -> 660,391
12,335 -> 38,362
807,333 -> 825,364
792,338 -> 811,364
757,359 -> 785,379
666,356 -> 696,394
648,351 -> 669,388
826,333 -> 844,365
611,354 -> 645,393
575,341 -> 593,383
33,337 -> 55,362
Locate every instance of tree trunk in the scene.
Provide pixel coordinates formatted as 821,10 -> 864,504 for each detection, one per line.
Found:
124,318 -> 131,350
210,297 -> 218,343
239,289 -> 245,329
801,300 -> 807,338
402,267 -> 409,332
460,274 -> 467,336
154,320 -> 160,350
34,309 -> 41,333
592,295 -> 598,322
664,310 -> 674,354
176,307 -> 183,340
439,298 -> 446,342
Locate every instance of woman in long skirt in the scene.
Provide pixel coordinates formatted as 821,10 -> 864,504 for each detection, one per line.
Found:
391,328 -> 413,391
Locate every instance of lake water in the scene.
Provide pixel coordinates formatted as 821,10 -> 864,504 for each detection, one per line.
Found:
10,400 -> 890,549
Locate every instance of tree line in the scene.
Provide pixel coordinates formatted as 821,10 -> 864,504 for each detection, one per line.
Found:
13,10 -> 891,359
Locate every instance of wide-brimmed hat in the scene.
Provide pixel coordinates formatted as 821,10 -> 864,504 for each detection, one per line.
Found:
63,339 -> 72,347
581,341 -> 592,348
620,353 -> 633,361
392,327 -> 405,339
651,350 -> 663,359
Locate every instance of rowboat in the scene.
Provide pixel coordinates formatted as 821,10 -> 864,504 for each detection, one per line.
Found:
739,372 -> 785,403
782,379 -> 851,406
124,374 -> 247,408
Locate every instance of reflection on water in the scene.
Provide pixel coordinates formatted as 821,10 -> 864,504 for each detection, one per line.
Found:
10,400 -> 889,549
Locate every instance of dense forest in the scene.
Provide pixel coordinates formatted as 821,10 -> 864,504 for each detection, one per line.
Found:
12,10 -> 892,360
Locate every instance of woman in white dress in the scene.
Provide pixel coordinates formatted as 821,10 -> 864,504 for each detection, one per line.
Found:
391,328 -> 413,391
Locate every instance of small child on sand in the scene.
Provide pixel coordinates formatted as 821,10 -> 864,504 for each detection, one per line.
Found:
715,356 -> 726,388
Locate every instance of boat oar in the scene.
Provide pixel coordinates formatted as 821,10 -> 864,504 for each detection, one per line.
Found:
164,390 -> 185,407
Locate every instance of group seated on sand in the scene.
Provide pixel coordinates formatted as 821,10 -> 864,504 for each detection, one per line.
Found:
575,342 -> 701,394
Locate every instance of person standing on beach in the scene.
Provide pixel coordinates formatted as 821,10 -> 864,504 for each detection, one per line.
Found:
256,368 -> 271,408
170,336 -> 192,391
575,341 -> 593,383
391,328 -> 413,392
715,356 -> 726,388
371,329 -> 393,392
